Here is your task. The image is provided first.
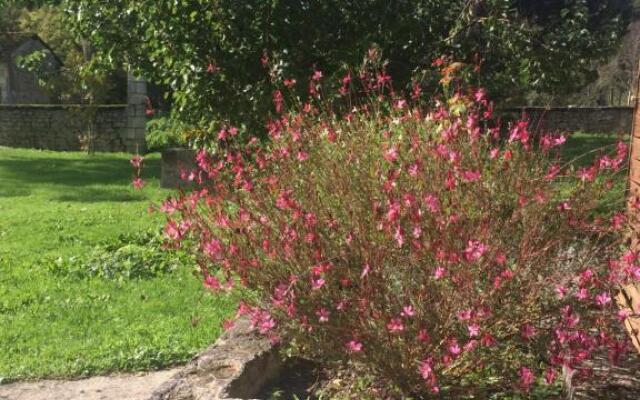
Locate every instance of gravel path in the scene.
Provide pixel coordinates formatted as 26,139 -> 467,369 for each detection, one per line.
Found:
0,369 -> 180,400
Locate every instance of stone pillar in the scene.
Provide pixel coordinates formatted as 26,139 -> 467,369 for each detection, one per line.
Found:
618,62 -> 640,353
124,71 -> 147,153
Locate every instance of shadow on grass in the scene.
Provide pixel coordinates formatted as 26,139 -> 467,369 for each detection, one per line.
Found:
561,133 -> 626,167
54,187 -> 149,203
0,155 -> 161,188
0,187 -> 31,198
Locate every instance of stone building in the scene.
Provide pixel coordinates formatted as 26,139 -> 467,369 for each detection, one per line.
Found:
0,33 -> 62,104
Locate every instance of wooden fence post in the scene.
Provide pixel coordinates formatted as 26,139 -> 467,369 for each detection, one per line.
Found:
617,62 -> 640,353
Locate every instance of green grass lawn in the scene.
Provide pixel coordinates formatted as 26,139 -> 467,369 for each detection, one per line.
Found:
0,147 -> 236,381
561,132 -> 628,216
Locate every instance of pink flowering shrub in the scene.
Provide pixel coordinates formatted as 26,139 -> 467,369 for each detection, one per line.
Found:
161,65 -> 631,397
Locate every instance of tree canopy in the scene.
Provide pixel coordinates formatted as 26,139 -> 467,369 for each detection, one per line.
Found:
63,0 -> 632,129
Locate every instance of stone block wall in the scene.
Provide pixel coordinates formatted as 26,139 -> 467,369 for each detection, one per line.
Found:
501,106 -> 633,135
0,71 -> 147,153
0,104 -> 129,151
1,104 -> 632,153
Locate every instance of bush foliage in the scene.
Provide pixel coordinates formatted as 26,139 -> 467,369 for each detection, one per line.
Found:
145,117 -> 190,152
158,62 -> 632,397
67,0 -> 631,131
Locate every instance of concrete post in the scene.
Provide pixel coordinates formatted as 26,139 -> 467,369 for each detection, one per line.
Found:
124,71 -> 147,153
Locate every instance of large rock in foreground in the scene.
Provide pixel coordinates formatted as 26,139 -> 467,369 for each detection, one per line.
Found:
149,318 -> 282,400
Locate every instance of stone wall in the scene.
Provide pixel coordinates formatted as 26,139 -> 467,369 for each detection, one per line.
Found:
501,106 -> 633,135
0,104 -> 129,151
0,70 -> 147,153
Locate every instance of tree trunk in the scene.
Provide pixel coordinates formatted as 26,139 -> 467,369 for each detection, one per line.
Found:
617,61 -> 640,353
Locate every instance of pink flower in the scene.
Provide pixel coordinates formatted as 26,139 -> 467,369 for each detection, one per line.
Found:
417,329 -> 430,343
563,307 -> 580,328
557,201 -> 572,211
386,201 -> 401,222
534,190 -> 548,204
577,166 -> 597,182
457,309 -> 472,321
387,318 -> 404,333
434,266 -> 446,280
222,319 -> 235,331
461,170 -> 481,182
395,99 -> 407,109
481,333 -> 496,347
346,340 -> 363,353
408,162 -> 420,177
377,72 -> 391,85
599,155 -> 614,169
520,324 -> 536,340
311,276 -> 325,290
508,120 -> 530,145
423,194 -> 440,213
519,367 -> 535,391
463,339 -> 479,352
250,309 -> 277,334
132,177 -> 145,189
468,324 -> 480,337
448,339 -> 461,356
326,128 -> 337,142
595,292 -> 611,307
489,148 -> 500,159
130,155 -> 143,169
311,70 -> 323,81
464,240 -> 487,262
575,287 -> 588,301
401,305 -> 415,318
384,145 -> 399,162
360,263 -> 370,279
544,368 -> 556,385
394,226 -> 405,247
419,358 -> 434,380
296,151 -> 309,162
204,238 -> 223,259
617,309 -> 632,321
259,318 -> 276,334
612,212 -> 626,230
555,285 -> 567,299
204,275 -> 221,291
316,308 -> 330,323
545,165 -> 561,180
160,198 -> 179,215
273,90 -> 284,113
164,220 -> 182,241
540,134 -> 566,150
